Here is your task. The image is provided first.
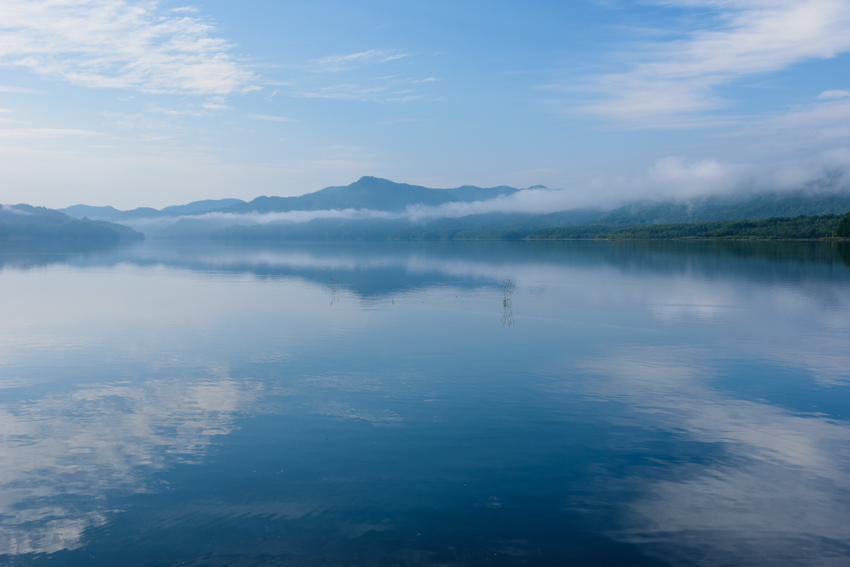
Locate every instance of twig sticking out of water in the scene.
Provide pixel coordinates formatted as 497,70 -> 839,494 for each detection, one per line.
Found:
330,277 -> 339,305
501,279 -> 516,326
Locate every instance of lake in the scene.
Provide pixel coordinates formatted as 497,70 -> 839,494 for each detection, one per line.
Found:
1,240 -> 849,566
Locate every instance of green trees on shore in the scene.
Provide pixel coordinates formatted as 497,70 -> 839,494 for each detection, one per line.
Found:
837,212 -> 850,237
601,213 -> 850,240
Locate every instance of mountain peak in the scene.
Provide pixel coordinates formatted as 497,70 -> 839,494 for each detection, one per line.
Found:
351,176 -> 403,188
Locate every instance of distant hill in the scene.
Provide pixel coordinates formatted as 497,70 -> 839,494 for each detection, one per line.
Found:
61,178 -> 520,223
62,198 -> 245,222
62,204 -> 123,219
155,217 -> 254,240
220,176 -> 519,214
52,176 -> 850,241
0,204 -> 144,242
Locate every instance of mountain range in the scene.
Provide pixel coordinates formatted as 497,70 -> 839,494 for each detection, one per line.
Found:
61,177 -> 519,221
62,198 -> 244,222
5,175 -> 849,242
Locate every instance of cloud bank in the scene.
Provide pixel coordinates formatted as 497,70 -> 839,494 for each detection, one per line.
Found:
112,148 -> 850,234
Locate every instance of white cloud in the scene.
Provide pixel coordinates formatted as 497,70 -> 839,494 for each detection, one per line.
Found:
0,85 -> 42,93
730,97 -> 850,152
0,0 -> 255,95
818,89 -> 850,99
248,114 -> 291,122
577,0 -> 850,126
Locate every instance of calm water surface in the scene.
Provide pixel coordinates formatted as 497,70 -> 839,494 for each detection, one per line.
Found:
1,240 -> 849,566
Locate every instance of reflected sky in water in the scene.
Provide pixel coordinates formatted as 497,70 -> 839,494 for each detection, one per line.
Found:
0,240 -> 849,566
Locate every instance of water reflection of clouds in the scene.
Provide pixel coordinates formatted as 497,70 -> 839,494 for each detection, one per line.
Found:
319,401 -> 403,425
582,349 -> 850,566
771,346 -> 850,386
645,279 -> 737,320
623,271 -> 850,385
3,243 -> 850,562
0,376 -> 260,556
192,246 -> 850,390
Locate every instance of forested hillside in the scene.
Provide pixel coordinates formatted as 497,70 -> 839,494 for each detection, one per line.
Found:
601,213 -> 850,240
213,212 -> 850,241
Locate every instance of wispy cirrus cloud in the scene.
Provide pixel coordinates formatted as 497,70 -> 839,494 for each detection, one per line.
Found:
0,85 -> 43,93
0,128 -> 101,139
280,49 -> 437,103
386,94 -> 425,103
573,0 -> 850,127
248,114 -> 290,122
308,50 -> 409,73
292,83 -> 435,103
819,89 -> 850,100
0,0 -> 255,95
293,84 -> 387,101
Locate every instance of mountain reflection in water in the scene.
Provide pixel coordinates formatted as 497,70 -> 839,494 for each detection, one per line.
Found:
0,240 -> 848,566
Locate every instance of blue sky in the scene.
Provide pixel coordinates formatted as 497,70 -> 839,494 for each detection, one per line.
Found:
2,0 -> 850,209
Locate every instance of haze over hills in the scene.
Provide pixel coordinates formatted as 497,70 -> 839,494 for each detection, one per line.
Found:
62,198 -> 245,222
220,177 -> 519,214
0,204 -> 144,243
41,175 -> 850,241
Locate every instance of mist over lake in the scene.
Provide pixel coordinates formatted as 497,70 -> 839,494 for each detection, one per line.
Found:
1,240 -> 848,566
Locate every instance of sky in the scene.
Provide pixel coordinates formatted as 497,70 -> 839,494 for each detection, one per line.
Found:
2,0 -> 850,209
